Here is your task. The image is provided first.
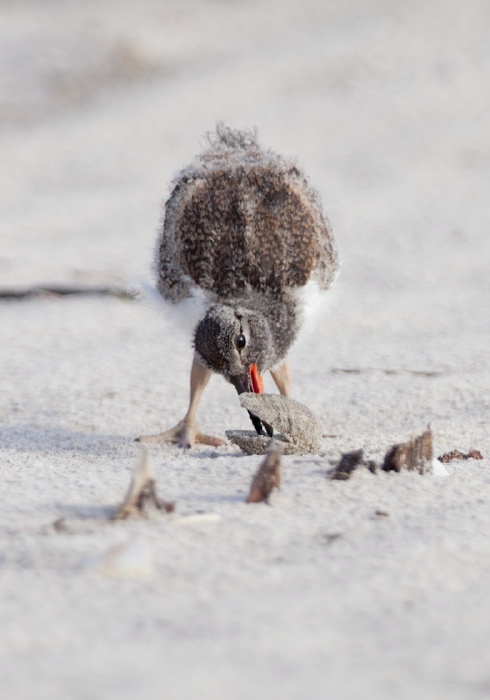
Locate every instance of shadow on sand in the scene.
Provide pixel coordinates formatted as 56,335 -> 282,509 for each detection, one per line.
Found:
0,424 -> 135,456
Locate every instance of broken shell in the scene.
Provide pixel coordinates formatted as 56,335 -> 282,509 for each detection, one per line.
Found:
432,459 -> 449,476
226,393 -> 322,455
225,431 -> 299,455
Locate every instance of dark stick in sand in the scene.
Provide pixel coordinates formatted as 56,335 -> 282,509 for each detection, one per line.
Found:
113,447 -> 175,519
0,285 -> 136,301
246,449 -> 281,504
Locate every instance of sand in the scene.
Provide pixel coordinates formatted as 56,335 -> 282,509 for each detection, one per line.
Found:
1,1 -> 490,698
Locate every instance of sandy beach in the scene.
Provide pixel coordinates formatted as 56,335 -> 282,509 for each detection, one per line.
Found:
1,1 -> 490,698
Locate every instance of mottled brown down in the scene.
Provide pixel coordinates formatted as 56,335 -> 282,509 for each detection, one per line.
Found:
156,127 -> 337,303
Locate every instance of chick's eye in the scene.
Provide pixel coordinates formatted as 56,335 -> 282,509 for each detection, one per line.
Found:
236,333 -> 246,350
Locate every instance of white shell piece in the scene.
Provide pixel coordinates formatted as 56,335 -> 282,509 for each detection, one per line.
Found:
432,459 -> 449,476
87,538 -> 154,579
171,513 -> 222,527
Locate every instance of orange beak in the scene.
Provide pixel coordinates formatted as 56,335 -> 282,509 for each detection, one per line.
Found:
249,363 -> 264,393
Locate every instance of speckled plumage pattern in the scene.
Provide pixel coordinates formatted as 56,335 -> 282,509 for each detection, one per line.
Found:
155,124 -> 338,378
156,124 -> 338,303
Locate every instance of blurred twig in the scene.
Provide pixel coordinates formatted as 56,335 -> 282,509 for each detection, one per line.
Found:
0,284 -> 138,301
331,367 -> 445,377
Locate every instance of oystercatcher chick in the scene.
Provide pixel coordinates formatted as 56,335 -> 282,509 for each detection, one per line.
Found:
138,124 -> 338,448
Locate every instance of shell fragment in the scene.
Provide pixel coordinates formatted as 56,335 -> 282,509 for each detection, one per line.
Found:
226,393 -> 322,455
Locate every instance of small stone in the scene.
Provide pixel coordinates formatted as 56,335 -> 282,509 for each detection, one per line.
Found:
52,517 -> 69,532
329,449 -> 377,480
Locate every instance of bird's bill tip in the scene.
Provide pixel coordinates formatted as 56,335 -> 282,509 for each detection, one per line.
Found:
230,373 -> 250,395
230,364 -> 264,395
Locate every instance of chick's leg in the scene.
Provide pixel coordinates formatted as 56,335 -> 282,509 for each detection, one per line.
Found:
270,359 -> 291,397
137,354 -> 226,448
